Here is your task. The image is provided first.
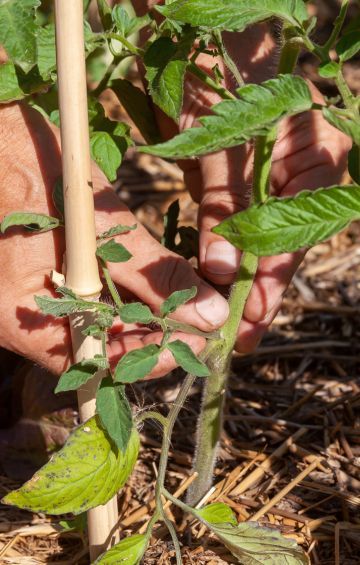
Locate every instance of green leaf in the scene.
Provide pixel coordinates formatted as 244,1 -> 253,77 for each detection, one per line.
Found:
349,144 -> 360,184
111,79 -> 161,144
82,355 -> 109,370
95,534 -> 148,564
98,223 -> 137,240
97,0 -> 113,31
323,107 -> 360,146
213,185 -> 360,256
56,286 -> 77,299
35,294 -> 114,319
167,340 -> 209,376
96,377 -> 133,452
90,131 -> 122,182
0,212 -> 60,233
114,344 -> 160,383
0,0 -> 40,72
82,324 -> 104,337
2,416 -> 140,515
140,75 -> 312,159
96,239 -> 132,262
120,303 -> 155,324
144,31 -> 195,122
52,178 -> 64,219
0,62 -> 24,102
55,363 -> 100,394
157,0 -> 309,32
59,513 -> 87,533
318,61 -> 340,78
112,5 -> 132,35
160,286 -> 197,316
336,31 -> 360,62
36,24 -> 56,80
195,503 -> 237,526
96,308 -> 116,329
194,516 -> 308,564
83,21 -> 105,55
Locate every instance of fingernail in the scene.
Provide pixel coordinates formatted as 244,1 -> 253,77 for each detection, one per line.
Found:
205,241 -> 240,275
196,290 -> 229,327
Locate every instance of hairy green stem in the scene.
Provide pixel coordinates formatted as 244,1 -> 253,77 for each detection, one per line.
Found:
105,32 -> 145,56
321,0 -> 349,54
335,71 -> 358,114
187,35 -> 301,506
213,30 -> 244,87
155,373 -> 196,505
188,62 -> 236,100
186,253 -> 258,504
161,318 -> 220,340
101,261 -> 124,308
163,514 -> 182,564
163,488 -> 195,515
135,410 -> 168,427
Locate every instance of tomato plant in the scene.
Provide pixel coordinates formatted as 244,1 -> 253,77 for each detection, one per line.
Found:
0,0 -> 359,563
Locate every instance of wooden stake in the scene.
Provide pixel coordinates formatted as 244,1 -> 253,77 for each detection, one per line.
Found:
54,1 -> 118,559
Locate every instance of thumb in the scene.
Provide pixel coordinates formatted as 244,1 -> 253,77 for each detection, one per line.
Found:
94,184 -> 229,331
198,145 -> 252,285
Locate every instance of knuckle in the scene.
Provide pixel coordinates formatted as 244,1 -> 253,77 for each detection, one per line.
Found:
199,188 -> 251,224
158,256 -> 194,300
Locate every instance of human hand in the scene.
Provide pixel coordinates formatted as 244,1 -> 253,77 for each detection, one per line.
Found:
0,103 -> 229,376
140,22 -> 352,354
185,35 -> 351,354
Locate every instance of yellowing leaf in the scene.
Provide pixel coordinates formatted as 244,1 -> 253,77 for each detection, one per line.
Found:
2,417 -> 139,515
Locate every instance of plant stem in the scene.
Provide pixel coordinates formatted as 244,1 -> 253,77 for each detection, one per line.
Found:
135,410 -> 168,427
161,318 -> 220,340
105,32 -> 144,56
322,0 -> 349,54
187,33 -> 301,506
155,374 -> 196,506
188,62 -> 236,100
163,515 -> 182,565
163,488 -> 198,517
101,261 -> 124,308
252,128 -> 277,203
153,372 -> 197,564
335,71 -> 358,114
186,253 -> 258,504
213,30 -> 244,87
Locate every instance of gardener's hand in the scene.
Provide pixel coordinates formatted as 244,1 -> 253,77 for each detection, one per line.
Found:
182,31 -> 352,354
0,103 -> 229,375
140,21 -> 352,354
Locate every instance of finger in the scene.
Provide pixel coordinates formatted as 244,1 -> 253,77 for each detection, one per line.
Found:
235,299 -> 281,354
242,251 -> 304,325
7,293 -> 73,376
94,180 -> 229,331
108,331 -> 205,379
198,146 -> 253,286
273,104 -> 351,195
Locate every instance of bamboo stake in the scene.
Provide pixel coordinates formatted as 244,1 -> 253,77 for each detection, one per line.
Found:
54,1 -> 118,559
